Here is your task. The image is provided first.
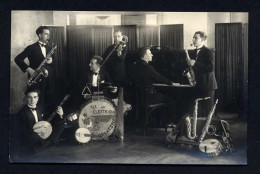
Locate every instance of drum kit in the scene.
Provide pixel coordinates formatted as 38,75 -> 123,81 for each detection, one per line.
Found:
66,82 -> 131,144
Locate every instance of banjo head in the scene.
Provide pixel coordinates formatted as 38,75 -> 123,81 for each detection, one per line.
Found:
199,139 -> 223,156
33,121 -> 52,139
75,128 -> 91,144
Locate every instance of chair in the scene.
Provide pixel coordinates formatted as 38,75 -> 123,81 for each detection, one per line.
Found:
134,85 -> 167,136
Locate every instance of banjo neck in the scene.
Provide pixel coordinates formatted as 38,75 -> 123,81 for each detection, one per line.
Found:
47,94 -> 70,123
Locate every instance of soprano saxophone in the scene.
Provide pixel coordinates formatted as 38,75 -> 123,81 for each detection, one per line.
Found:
185,97 -> 210,140
182,49 -> 196,86
27,45 -> 57,87
199,99 -> 219,143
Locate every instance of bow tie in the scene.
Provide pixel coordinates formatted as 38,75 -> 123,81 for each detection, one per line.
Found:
29,107 -> 37,111
39,43 -> 47,48
195,48 -> 201,51
93,72 -> 99,75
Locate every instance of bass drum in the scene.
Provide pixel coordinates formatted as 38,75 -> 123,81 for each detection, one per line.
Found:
78,98 -> 116,140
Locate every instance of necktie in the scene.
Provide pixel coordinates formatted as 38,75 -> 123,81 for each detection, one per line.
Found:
195,48 -> 201,60
29,107 -> 37,111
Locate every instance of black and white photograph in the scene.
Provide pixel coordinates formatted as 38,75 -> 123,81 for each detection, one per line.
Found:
9,11 -> 248,164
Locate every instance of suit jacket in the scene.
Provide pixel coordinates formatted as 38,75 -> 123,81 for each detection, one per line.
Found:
14,42 -> 55,73
131,60 -> 173,88
102,44 -> 127,85
191,45 -> 218,90
18,105 -> 46,148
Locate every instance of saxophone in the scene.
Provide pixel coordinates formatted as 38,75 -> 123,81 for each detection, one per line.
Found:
185,97 -> 210,140
182,49 -> 196,86
199,99 -> 219,143
27,45 -> 57,87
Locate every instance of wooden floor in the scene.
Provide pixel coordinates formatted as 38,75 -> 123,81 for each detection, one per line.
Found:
10,113 -> 247,165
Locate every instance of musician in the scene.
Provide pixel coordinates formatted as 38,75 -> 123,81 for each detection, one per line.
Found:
17,88 -> 65,154
102,29 -> 127,86
14,26 -> 55,110
131,46 -> 180,124
80,55 -> 117,98
187,31 -> 218,117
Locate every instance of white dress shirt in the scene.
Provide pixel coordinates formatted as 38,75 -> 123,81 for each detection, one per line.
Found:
38,41 -> 47,58
28,105 -> 38,123
92,72 -> 99,87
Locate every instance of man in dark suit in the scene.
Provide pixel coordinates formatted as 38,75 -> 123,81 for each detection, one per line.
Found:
102,30 -> 127,141
14,26 -> 55,110
17,88 -> 65,154
131,46 -> 180,104
80,55 -> 117,100
187,31 -> 218,117
102,29 -> 127,87
130,46 -> 181,126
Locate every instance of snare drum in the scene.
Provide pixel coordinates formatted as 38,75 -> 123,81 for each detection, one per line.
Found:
78,98 -> 116,140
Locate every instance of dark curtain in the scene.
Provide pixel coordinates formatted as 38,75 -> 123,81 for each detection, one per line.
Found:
241,23 -> 248,117
93,26 -> 113,56
160,24 -> 183,50
67,26 -> 93,105
138,26 -> 159,47
215,23 -> 243,113
114,25 -> 137,52
46,26 -> 66,106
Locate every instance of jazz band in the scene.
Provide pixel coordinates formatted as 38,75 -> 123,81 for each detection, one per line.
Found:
14,26 -> 217,154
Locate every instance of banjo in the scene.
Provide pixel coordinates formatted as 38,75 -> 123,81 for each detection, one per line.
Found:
33,94 -> 70,139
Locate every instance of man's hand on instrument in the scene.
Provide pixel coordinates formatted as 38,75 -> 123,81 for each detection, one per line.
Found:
116,45 -> 123,56
187,58 -> 196,66
56,106 -> 64,119
46,57 -> 53,64
171,82 -> 181,86
110,86 -> 118,93
26,67 -> 35,76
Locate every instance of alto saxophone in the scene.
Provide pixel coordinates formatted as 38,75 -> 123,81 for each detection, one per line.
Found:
185,97 -> 210,140
199,99 -> 219,143
27,45 -> 57,87
182,50 -> 196,86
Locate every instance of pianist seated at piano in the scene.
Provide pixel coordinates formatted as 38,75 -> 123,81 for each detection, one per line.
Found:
129,46 -> 181,125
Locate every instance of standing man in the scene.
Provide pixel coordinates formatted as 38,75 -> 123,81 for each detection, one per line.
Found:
102,29 -> 127,86
102,30 -> 127,141
15,26 -> 55,110
17,88 -> 65,154
187,31 -> 218,117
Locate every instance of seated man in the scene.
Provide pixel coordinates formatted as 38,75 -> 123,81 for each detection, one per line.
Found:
130,46 -> 179,104
81,55 -> 117,100
17,88 -> 65,154
130,46 -> 180,125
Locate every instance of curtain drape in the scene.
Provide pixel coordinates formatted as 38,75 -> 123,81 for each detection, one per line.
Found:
138,26 -> 159,47
160,24 -> 183,50
114,25 -> 137,52
215,23 -> 243,112
66,26 -> 93,104
93,26 -> 113,56
241,23 -> 248,117
47,26 -> 66,105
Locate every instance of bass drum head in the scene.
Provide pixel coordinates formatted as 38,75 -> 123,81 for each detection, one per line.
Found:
79,98 -> 116,140
75,128 -> 91,144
